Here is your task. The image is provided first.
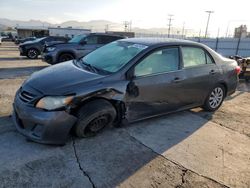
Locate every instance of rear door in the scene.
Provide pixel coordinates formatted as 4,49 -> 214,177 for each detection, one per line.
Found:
180,46 -> 220,105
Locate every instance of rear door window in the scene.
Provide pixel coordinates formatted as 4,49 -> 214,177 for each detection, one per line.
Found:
182,47 -> 207,68
206,53 -> 214,64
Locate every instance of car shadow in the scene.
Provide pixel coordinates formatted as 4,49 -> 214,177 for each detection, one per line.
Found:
0,49 -> 19,51
72,111 -> 214,187
0,110 -> 213,187
0,46 -> 18,49
0,57 -> 42,61
0,66 -> 48,79
0,115 -> 16,135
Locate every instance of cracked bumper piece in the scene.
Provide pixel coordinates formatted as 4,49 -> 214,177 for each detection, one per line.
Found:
12,97 -> 77,145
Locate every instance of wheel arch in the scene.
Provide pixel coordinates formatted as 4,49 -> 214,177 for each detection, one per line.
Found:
57,51 -> 76,61
217,81 -> 228,96
71,90 -> 127,125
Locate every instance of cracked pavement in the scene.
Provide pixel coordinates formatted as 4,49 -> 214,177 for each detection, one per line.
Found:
0,42 -> 250,188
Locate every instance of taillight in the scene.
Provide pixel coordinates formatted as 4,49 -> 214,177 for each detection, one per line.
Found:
235,66 -> 241,75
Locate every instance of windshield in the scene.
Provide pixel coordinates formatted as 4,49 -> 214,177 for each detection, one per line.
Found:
69,35 -> 86,43
82,41 -> 148,73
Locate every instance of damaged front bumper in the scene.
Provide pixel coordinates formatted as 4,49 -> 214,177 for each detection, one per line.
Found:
12,95 -> 77,145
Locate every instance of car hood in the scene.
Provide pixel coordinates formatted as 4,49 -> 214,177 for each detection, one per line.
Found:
24,60 -> 104,95
20,39 -> 36,44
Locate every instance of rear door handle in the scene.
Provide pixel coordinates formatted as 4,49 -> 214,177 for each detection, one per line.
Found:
210,70 -> 216,75
173,77 -> 183,83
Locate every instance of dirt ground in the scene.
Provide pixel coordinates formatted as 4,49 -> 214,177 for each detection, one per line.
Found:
0,42 -> 249,188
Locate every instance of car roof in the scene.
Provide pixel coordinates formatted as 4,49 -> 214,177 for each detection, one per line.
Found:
89,33 -> 125,38
119,37 -> 201,47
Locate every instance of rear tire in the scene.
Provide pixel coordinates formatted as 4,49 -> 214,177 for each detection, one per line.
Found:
203,84 -> 225,112
58,53 -> 74,62
74,99 -> 117,138
27,48 -> 39,59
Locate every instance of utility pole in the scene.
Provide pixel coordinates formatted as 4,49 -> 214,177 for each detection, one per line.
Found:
205,11 -> 214,38
198,29 -> 201,38
105,24 -> 109,32
129,20 -> 132,32
124,21 -> 130,32
181,22 -> 185,38
167,14 -> 174,38
217,28 -> 220,38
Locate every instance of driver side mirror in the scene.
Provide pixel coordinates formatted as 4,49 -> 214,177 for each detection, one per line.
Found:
126,68 -> 135,80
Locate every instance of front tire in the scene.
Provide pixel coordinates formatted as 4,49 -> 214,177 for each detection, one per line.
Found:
203,84 -> 225,112
74,99 -> 117,138
27,48 -> 39,59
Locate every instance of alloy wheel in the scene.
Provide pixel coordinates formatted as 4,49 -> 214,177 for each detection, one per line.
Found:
28,49 -> 38,59
209,87 -> 224,109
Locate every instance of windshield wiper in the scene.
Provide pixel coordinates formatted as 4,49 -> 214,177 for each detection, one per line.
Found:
78,59 -> 99,73
77,59 -> 112,75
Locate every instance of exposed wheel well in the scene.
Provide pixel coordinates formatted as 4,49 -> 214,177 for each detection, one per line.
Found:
71,97 -> 126,124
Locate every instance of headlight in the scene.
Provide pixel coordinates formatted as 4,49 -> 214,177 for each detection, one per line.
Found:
36,96 -> 74,110
47,47 -> 56,52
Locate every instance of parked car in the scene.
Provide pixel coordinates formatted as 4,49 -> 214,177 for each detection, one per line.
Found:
42,33 -> 125,64
0,36 -> 8,43
15,37 -> 37,45
0,37 -> 2,45
18,36 -> 69,59
12,38 -> 240,144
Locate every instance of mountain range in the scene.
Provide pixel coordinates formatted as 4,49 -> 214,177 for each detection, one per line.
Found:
0,18 -> 123,31
0,18 -> 193,36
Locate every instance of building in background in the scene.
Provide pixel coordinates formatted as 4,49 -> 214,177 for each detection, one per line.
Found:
15,26 -> 49,38
48,27 -> 91,38
16,26 -> 91,38
234,25 -> 250,38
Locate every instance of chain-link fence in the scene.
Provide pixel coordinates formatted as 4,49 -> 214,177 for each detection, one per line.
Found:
135,33 -> 250,57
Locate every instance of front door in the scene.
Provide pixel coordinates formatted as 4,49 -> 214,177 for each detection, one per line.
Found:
79,35 -> 102,56
125,47 -> 186,121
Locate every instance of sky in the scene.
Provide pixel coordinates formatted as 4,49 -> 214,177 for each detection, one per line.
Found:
0,0 -> 250,37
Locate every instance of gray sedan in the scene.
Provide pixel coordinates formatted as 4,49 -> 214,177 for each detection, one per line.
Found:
13,38 -> 240,144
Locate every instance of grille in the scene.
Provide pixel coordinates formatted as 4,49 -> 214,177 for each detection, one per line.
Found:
19,90 -> 36,103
